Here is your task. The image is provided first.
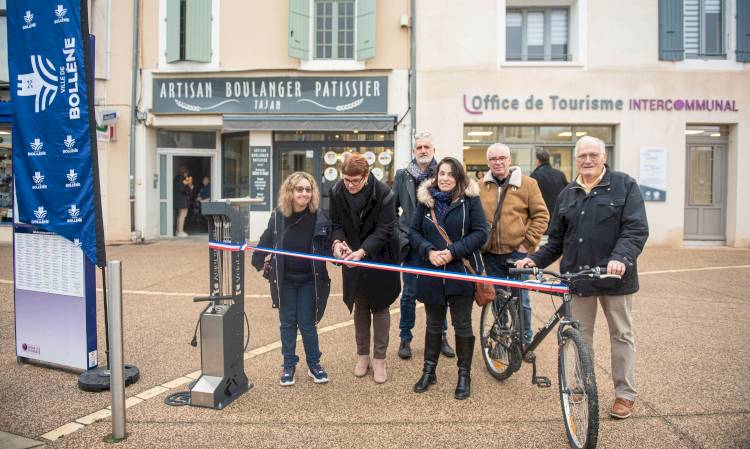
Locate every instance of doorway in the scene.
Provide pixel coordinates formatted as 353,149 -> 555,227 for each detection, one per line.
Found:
173,156 -> 212,235
684,126 -> 728,241
158,152 -> 214,237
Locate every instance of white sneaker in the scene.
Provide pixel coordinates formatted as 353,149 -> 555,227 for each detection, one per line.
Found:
176,231 -> 188,238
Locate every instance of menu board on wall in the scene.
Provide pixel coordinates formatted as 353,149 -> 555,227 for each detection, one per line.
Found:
639,147 -> 668,202
250,146 -> 271,211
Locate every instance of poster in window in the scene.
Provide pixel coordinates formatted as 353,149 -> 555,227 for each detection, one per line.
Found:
639,148 -> 667,201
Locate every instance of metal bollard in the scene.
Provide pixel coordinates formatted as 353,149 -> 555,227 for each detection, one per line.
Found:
107,261 -> 126,440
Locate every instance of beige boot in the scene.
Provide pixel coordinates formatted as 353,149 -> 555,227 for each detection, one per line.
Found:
354,355 -> 370,377
372,358 -> 387,384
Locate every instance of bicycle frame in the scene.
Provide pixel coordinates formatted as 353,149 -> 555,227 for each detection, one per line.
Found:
522,292 -> 579,358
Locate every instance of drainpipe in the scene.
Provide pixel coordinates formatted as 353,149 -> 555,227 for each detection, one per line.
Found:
128,0 -> 140,238
409,0 -> 416,139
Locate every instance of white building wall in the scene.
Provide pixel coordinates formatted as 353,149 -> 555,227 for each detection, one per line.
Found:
417,0 -> 750,247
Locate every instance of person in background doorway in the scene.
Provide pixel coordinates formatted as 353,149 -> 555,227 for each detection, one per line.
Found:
516,135 -> 649,419
330,152 -> 401,384
251,172 -> 332,386
475,170 -> 485,182
529,148 -> 568,235
198,176 -> 211,202
174,165 -> 193,238
392,131 -> 454,361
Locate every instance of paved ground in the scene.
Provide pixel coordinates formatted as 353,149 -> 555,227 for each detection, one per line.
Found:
0,239 -> 749,448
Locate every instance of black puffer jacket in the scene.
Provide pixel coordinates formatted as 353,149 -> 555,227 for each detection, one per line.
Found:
329,173 -> 401,313
410,179 -> 489,303
251,209 -> 332,323
531,169 -> 649,296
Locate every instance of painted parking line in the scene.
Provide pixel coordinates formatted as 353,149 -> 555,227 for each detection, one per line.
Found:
37,302 -> 421,442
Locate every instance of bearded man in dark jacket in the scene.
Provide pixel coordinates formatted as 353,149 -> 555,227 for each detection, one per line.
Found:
392,131 -> 454,360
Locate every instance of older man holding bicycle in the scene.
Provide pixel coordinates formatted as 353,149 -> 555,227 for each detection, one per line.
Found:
517,135 -> 649,420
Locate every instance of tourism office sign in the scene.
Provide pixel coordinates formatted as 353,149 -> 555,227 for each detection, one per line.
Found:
153,76 -> 388,114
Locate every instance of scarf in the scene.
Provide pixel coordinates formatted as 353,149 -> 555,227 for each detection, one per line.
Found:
407,158 -> 437,185
430,187 -> 453,219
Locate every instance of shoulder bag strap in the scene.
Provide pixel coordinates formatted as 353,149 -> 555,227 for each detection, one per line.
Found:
430,208 -> 478,276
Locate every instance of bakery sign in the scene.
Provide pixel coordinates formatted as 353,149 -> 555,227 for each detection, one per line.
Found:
153,76 -> 387,114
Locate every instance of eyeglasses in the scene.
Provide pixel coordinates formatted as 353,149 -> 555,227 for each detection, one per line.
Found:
576,153 -> 602,162
342,176 -> 365,187
488,156 -> 509,163
293,186 -> 312,193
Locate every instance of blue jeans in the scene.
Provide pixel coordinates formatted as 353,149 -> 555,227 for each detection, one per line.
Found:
400,249 -> 448,341
483,251 -> 533,345
279,281 -> 321,369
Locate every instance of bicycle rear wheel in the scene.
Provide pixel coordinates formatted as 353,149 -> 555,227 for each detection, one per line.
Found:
558,327 -> 599,449
480,296 -> 522,381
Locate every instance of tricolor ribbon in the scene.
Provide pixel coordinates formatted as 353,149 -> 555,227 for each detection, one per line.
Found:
208,241 -> 569,295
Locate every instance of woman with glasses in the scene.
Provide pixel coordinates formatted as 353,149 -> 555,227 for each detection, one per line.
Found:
410,157 -> 489,399
251,172 -> 332,386
330,152 -> 401,383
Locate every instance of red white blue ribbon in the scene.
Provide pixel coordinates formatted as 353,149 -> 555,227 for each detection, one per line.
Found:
208,241 -> 569,295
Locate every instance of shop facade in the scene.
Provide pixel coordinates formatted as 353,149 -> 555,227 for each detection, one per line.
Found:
416,0 -> 749,247
137,72 -> 409,241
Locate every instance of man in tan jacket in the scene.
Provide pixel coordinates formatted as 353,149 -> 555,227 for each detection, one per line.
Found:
480,143 -> 549,348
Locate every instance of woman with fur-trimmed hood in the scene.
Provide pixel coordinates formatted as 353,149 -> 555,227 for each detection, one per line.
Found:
409,157 -> 489,400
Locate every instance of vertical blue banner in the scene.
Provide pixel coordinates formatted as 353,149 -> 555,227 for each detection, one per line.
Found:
7,0 -> 105,266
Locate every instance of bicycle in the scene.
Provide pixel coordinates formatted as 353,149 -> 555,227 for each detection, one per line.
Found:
479,265 -> 621,449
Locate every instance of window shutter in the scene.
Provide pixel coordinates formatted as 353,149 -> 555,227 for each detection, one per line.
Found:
356,0 -> 376,60
659,0 -> 684,60
737,0 -> 750,61
165,0 -> 181,62
186,0 -> 212,62
289,0 -> 310,60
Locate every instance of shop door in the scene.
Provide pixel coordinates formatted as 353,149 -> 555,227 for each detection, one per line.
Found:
684,144 -> 726,241
158,153 -> 214,237
275,145 -> 318,202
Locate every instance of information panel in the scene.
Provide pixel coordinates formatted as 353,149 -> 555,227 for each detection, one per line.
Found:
250,146 -> 270,211
639,147 -> 668,202
14,226 -> 98,371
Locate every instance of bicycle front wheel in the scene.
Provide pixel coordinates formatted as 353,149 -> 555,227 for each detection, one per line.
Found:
480,297 -> 522,381
558,327 -> 599,449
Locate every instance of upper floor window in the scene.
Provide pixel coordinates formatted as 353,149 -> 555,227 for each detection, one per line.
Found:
684,0 -> 725,58
315,0 -> 354,59
165,0 -> 213,64
289,0 -> 375,65
506,8 -> 569,61
659,0 -> 749,62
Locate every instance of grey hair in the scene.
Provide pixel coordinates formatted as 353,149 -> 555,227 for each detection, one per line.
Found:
486,143 -> 511,158
574,136 -> 606,156
414,131 -> 433,145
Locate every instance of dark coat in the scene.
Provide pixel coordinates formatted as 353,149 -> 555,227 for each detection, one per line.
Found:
530,169 -> 649,297
392,159 -> 436,260
251,209 -> 332,323
530,163 -> 568,231
329,173 -> 401,313
410,179 -> 489,304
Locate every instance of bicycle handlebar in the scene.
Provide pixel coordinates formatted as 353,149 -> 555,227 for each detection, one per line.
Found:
509,266 -> 621,281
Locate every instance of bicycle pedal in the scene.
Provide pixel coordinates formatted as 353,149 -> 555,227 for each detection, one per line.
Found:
533,376 -> 551,388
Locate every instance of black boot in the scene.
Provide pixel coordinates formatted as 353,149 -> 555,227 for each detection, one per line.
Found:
454,335 -> 475,400
414,332 -> 442,393
440,332 -> 456,358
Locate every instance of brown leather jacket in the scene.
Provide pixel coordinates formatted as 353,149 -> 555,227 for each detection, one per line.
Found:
479,167 -> 549,255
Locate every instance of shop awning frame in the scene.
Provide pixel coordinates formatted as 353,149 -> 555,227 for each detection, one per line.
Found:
222,114 -> 397,132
